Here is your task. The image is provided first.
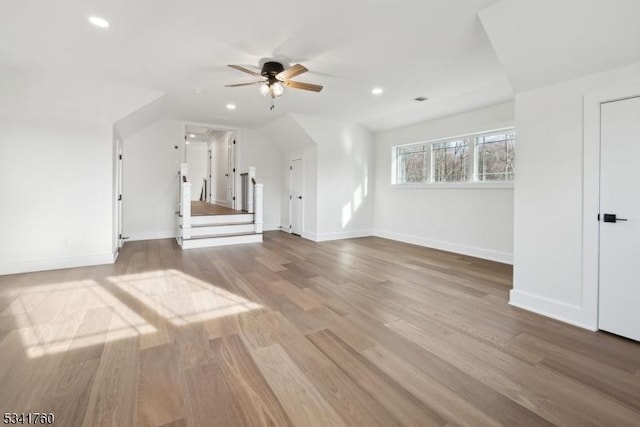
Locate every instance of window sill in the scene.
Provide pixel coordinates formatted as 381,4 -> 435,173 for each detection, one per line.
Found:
391,182 -> 514,190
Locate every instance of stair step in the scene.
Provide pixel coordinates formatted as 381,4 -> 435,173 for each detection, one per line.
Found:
182,223 -> 255,236
191,221 -> 253,227
178,213 -> 254,226
179,233 -> 262,249
184,231 -> 259,240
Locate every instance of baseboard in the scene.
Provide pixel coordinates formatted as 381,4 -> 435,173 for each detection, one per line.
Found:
127,231 -> 176,241
0,253 -> 116,276
373,229 -> 513,264
509,289 -> 597,331
314,229 -> 373,242
263,223 -> 281,231
302,231 -> 317,241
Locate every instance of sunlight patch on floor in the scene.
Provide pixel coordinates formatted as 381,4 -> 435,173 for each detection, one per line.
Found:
109,269 -> 262,326
7,279 -> 156,358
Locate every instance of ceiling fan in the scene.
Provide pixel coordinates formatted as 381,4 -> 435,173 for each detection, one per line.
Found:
226,61 -> 323,100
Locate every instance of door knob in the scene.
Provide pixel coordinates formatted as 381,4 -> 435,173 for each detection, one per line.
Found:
603,213 -> 627,223
297,196 -> 302,200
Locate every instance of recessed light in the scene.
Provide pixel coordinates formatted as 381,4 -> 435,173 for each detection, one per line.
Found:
189,134 -> 196,138
88,16 -> 110,28
226,104 -> 237,110
185,141 -> 190,145
194,89 -> 205,95
372,87 -> 383,95
414,96 -> 429,102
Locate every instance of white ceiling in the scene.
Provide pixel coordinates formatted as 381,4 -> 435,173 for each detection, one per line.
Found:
480,0 -> 640,92
0,0 -> 513,131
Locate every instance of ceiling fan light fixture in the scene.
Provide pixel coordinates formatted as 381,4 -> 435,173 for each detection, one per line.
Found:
271,82 -> 284,97
258,83 -> 270,96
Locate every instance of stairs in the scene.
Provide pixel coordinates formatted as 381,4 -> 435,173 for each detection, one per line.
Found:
177,213 -> 262,249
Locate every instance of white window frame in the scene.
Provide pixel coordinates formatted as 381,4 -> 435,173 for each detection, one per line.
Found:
391,127 -> 515,189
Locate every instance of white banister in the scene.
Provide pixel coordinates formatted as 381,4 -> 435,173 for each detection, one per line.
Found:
254,183 -> 263,234
248,167 -> 256,213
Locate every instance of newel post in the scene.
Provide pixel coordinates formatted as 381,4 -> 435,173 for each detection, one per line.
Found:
180,163 -> 191,239
248,167 -> 256,213
254,183 -> 263,234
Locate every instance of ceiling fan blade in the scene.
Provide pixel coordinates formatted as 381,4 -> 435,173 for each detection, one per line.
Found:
225,81 -> 264,87
276,64 -> 308,81
283,80 -> 323,92
228,64 -> 263,78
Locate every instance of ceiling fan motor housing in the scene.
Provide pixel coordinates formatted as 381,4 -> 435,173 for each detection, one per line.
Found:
262,61 -> 285,82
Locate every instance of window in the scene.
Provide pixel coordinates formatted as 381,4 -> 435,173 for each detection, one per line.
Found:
432,139 -> 469,182
396,143 -> 428,183
475,131 -> 515,181
392,128 -> 515,185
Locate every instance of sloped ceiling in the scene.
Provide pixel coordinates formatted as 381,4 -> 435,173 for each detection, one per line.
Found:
479,0 -> 640,92
0,0 -> 511,132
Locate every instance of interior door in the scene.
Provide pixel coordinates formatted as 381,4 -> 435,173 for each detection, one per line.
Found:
117,140 -> 124,249
290,159 -> 303,235
598,95 -> 640,342
207,149 -> 212,202
227,136 -> 235,208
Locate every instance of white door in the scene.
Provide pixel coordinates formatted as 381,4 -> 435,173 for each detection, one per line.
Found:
207,149 -> 212,202
290,159 -> 303,235
598,95 -> 640,342
227,136 -> 235,208
116,140 -> 124,249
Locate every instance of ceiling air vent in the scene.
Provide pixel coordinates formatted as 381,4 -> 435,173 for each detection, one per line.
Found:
414,96 -> 428,102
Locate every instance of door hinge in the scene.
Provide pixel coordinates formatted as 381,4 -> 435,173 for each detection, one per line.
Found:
290,225 -> 292,229
233,196 -> 236,201
118,194 -> 122,201
597,213 -> 600,221
118,154 -> 122,160
233,140 -> 236,145
233,168 -> 236,172
290,166 -> 292,170
289,195 -> 292,200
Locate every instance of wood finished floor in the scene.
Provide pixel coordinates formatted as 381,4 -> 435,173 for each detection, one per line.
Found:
1,232 -> 639,426
191,201 -> 243,216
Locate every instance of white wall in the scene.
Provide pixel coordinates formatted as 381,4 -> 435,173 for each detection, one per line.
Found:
0,67 -> 162,274
373,102 -> 515,263
294,115 -> 375,241
240,129 -> 282,231
259,115 -> 318,237
511,61 -> 640,329
122,120 -> 182,241
186,142 -> 208,201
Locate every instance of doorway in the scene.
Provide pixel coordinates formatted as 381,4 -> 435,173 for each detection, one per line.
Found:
598,95 -> 640,342
290,159 -> 304,235
184,124 -> 237,209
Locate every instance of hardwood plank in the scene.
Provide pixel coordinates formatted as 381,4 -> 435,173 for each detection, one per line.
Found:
137,344 -> 186,427
251,343 -> 347,427
82,336 -> 139,427
182,360 -> 242,427
307,329 -> 446,426
210,334 -> 292,427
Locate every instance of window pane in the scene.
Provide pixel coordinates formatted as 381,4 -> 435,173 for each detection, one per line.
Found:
476,132 -> 515,181
432,139 -> 469,182
396,144 -> 428,183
